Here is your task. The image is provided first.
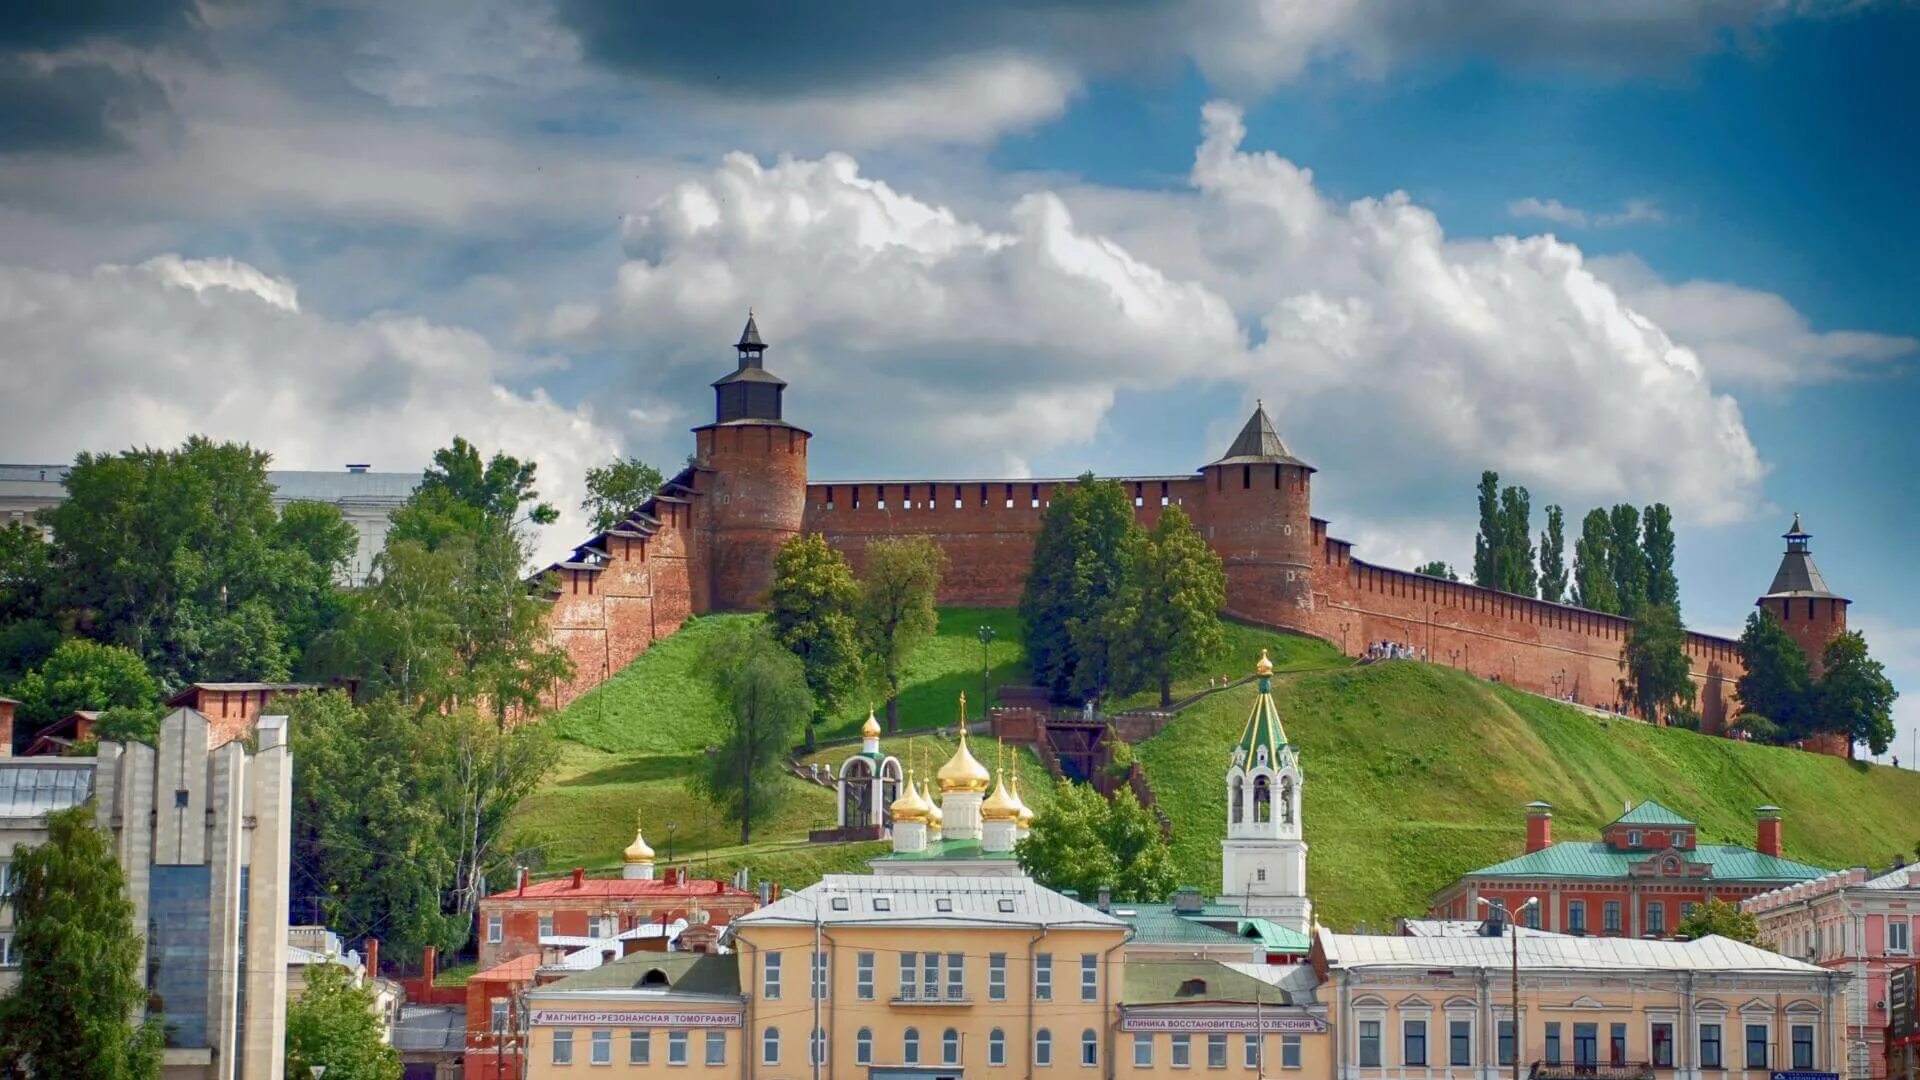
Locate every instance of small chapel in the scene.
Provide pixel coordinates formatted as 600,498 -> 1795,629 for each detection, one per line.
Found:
863,693 -> 1036,878
1216,648 -> 1313,934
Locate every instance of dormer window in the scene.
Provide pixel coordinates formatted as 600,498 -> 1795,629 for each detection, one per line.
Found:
1178,978 -> 1208,997
997,899 -> 1015,913
935,898 -> 953,912
831,896 -> 849,911
873,897 -> 892,911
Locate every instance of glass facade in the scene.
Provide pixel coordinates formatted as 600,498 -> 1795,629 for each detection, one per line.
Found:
148,865 -> 213,1048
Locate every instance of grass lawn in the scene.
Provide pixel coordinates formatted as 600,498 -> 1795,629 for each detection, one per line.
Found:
1105,619 -> 1347,711
1136,660 -> 1920,932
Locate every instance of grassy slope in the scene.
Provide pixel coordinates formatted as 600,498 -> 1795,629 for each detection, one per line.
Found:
1137,660 -> 1920,932
1106,622 -> 1346,711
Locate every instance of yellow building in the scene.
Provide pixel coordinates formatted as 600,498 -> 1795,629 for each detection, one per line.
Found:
525,951 -> 745,1076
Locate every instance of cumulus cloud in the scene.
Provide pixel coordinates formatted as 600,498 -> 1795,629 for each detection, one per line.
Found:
0,256 -> 615,565
1508,196 -> 1668,229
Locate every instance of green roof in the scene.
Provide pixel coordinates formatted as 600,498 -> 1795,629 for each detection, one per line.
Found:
1236,676 -> 1289,761
870,838 -> 1017,863
1468,841 -> 1828,883
1113,904 -> 1246,947
1238,919 -> 1311,954
542,952 -> 739,996
1123,960 -> 1293,1006
1609,801 -> 1697,828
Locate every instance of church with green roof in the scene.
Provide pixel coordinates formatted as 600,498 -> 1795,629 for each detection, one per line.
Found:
1216,648 -> 1313,934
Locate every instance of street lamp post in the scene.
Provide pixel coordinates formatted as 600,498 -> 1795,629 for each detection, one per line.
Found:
666,821 -> 677,864
977,625 -> 996,722
1479,895 -> 1539,1080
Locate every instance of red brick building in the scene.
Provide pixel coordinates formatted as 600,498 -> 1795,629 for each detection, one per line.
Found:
475,866 -> 757,971
166,681 -> 325,746
1430,800 -> 1832,936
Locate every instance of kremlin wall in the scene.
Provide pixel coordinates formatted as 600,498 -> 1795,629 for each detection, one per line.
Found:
539,317 -> 1855,743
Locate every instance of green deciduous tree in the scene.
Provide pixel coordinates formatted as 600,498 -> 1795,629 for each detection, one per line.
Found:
1498,485 -> 1538,596
1538,505 -> 1568,604
0,521 -> 59,686
1571,508 -> 1617,613
581,457 -> 666,533
1674,897 -> 1760,945
7,637 -> 159,732
1622,603 -> 1695,723
1020,475 -> 1134,705
1414,561 -> 1458,581
285,962 -> 402,1080
0,806 -> 163,1078
693,625 -> 812,844
386,436 -> 557,551
1736,610 -> 1814,743
1815,630 -> 1898,756
856,536 -> 946,732
1016,782 -> 1177,903
1608,504 -> 1648,618
768,535 -> 864,749
1642,503 -> 1679,610
1108,506 -> 1227,707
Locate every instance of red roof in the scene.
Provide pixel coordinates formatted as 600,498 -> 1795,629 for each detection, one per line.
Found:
487,877 -> 754,902
471,954 -> 541,984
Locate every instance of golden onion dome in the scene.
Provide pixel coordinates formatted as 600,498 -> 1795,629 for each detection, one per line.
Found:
1255,648 -> 1274,676
937,725 -> 992,794
862,709 -> 882,739
1010,774 -> 1035,829
981,771 -> 1021,821
623,816 -> 655,864
890,770 -> 930,823
924,781 -> 944,828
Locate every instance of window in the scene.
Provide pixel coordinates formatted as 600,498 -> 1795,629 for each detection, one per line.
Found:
811,1028 -> 826,1067
1793,1024 -> 1815,1070
707,1031 -> 726,1066
668,1031 -> 688,1065
1173,1034 -> 1193,1067
936,897 -> 953,912
1036,1028 -> 1053,1067
873,895 -> 891,911
1651,1022 -> 1674,1068
1610,1023 -> 1627,1067
1207,1033 -> 1227,1068
945,1028 -> 961,1065
998,898 -> 1016,913
1573,1023 -> 1597,1068
762,1026 -> 780,1066
1524,903 -> 1541,929
811,950 -> 828,999
490,1000 -> 509,1033
900,952 -> 917,999
486,912 -> 503,943
1647,901 -> 1666,935
905,1027 -> 921,1065
628,1031 -> 650,1065
1568,900 -> 1588,934
538,913 -> 554,938
763,952 -> 781,999
1891,918 -> 1912,953
1282,1034 -> 1302,1069
1451,1020 -> 1472,1066
1131,1032 -> 1153,1067
1497,1020 -> 1515,1066
1035,953 -> 1053,1000
989,953 -> 1007,1000
1745,1024 -> 1768,1070
948,952 -> 966,1000
1604,900 -> 1622,933
1629,829 -> 1643,846
856,1028 -> 873,1066
0,861 -> 11,898
923,951 -> 942,1001
1358,1021 -> 1382,1067
857,951 -> 875,999
1545,1022 -> 1562,1065
553,1030 -> 574,1065
1682,901 -> 1698,921
1084,1029 -> 1100,1067
1699,1023 -> 1722,1069
991,1028 -> 1007,1066
1081,953 -> 1098,1001
1404,1019 -> 1428,1066
1246,1034 -> 1261,1069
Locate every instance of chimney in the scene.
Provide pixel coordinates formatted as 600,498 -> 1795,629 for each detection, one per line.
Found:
422,945 -> 438,987
518,867 -> 528,896
1525,801 -> 1554,853
1756,806 -> 1783,858
572,867 -> 586,890
364,938 -> 380,977
1096,886 -> 1112,913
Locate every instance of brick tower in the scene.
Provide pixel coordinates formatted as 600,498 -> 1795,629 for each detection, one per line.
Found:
1199,401 -> 1316,624
692,313 -> 810,611
1756,513 -> 1850,675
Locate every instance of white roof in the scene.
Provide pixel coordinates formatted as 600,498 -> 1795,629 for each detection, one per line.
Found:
1861,865 -> 1919,890
545,920 -> 690,972
1318,930 -> 1828,974
736,874 -> 1125,930
1398,919 -> 1568,939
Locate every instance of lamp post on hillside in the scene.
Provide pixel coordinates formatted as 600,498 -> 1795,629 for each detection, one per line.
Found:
977,624 -> 996,722
1480,895 -> 1538,1080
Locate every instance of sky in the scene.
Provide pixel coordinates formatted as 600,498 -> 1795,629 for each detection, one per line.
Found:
0,0 -> 1915,764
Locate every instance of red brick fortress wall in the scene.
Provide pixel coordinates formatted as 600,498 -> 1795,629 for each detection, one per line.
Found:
692,422 -> 809,611
541,494 -> 697,710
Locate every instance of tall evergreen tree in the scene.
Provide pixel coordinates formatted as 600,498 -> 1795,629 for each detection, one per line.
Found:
1571,509 -> 1617,613
1497,485 -> 1538,596
1608,504 -> 1648,618
0,806 -> 163,1078
1815,630 -> 1898,755
1471,471 -> 1501,589
1735,610 -> 1814,742
1107,506 -> 1228,707
1018,475 -> 1135,704
1538,505 -> 1568,604
768,534 -> 864,749
1622,603 -> 1695,723
1642,503 -> 1680,610
856,536 -> 946,732
693,625 -> 812,844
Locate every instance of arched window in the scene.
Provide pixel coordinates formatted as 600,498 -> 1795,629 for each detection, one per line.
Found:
640,968 -> 669,987
1253,775 -> 1272,823
1036,1028 -> 1053,1066
989,1028 -> 1007,1067
761,1027 -> 780,1065
811,1027 -> 827,1066
1230,776 -> 1244,823
904,1027 -> 921,1065
1082,1028 -> 1099,1066
943,1027 -> 961,1064
856,1028 -> 873,1066
1280,775 -> 1294,825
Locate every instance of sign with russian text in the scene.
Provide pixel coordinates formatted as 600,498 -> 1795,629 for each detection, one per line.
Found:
529,1010 -> 741,1028
1769,1072 -> 1839,1080
1122,1014 -> 1326,1033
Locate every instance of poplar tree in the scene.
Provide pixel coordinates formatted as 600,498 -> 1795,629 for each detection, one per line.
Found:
1608,504 -> 1648,618
1642,503 -> 1680,609
1622,603 -> 1695,723
1538,505 -> 1568,604
1571,509 -> 1617,613
1472,471 -> 1501,589
1498,485 -> 1537,596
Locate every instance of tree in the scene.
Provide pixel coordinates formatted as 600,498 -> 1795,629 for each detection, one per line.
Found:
0,806 -> 163,1078
857,536 -> 946,732
1414,561 -> 1458,581
285,962 -> 402,1080
1497,485 -> 1538,596
1815,630 -> 1898,755
1622,604 -> 1695,723
92,704 -> 163,746
1472,471 -> 1501,589
1019,475 -> 1134,704
1608,504 -> 1648,618
386,436 -> 557,551
693,625 -> 812,844
1736,610 -> 1814,744
1016,782 -> 1177,902
1108,506 -> 1227,707
1571,508 -> 1617,613
1538,505 -> 1568,604
1674,897 -> 1760,945
7,637 -> 159,732
0,521 -> 59,685
1642,503 -> 1679,610
581,456 -> 666,533
768,535 -> 864,749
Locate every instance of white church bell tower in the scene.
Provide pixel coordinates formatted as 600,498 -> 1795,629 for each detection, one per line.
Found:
1219,649 -> 1311,933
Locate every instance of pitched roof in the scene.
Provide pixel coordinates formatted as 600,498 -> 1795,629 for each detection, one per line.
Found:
1610,801 -> 1696,827
736,312 -> 765,349
1123,959 -> 1297,1006
1210,402 -> 1311,470
1111,903 -> 1249,947
1236,677 -> 1289,762
539,951 -> 740,996
1465,841 -> 1828,883
1762,514 -> 1845,600
736,874 -> 1125,930
1318,930 -> 1828,974
1238,918 -> 1312,954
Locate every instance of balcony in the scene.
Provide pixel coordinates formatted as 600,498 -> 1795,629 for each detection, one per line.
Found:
1529,1061 -> 1654,1080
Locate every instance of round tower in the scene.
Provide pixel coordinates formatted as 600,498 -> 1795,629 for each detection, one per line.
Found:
1755,513 -> 1850,675
1198,400 -> 1317,624
693,312 -> 810,611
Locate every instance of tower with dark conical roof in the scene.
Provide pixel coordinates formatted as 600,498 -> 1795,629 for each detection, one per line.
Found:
1756,513 -> 1850,675
1219,649 -> 1311,933
1199,400 -> 1317,623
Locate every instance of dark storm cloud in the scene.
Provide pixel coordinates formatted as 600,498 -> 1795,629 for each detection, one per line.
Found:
0,0 -> 202,50
0,57 -> 165,152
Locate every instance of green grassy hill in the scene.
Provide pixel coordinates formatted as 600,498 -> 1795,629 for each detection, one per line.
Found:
1137,660 -> 1920,931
